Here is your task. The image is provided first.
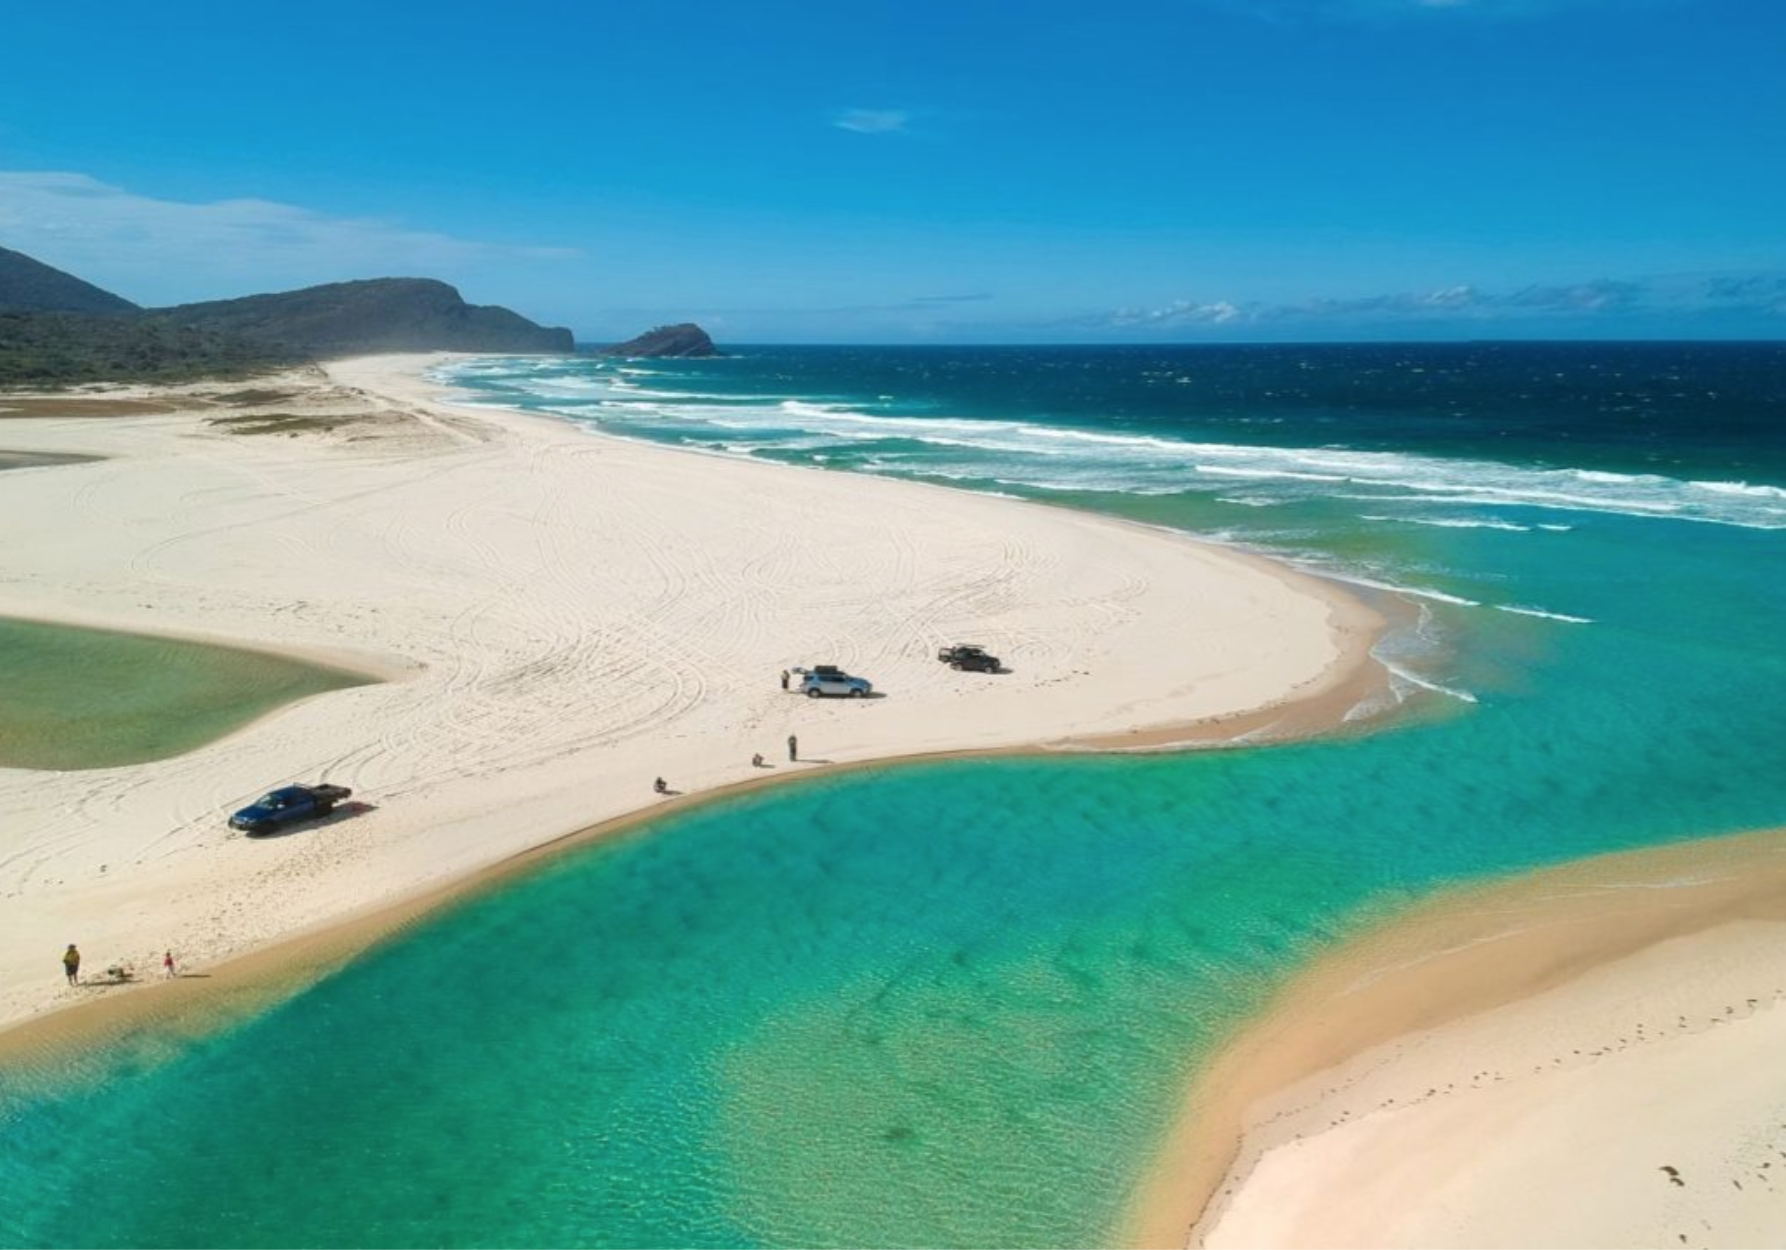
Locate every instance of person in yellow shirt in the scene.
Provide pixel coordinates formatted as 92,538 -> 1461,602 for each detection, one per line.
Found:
62,943 -> 80,986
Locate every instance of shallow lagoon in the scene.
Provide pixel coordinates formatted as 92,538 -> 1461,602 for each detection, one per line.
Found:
0,615 -> 369,770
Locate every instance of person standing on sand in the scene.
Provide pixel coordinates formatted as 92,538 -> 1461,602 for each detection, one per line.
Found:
780,669 -> 790,691
163,950 -> 177,979
788,734 -> 798,762
62,943 -> 80,986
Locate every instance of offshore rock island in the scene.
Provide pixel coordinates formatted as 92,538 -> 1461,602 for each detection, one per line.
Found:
596,322 -> 720,357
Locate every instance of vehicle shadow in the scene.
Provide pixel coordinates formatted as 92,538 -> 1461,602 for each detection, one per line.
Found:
248,800 -> 378,840
76,970 -> 216,988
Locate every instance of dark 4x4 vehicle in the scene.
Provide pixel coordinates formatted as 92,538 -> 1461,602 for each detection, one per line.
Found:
230,784 -> 352,836
937,644 -> 1001,673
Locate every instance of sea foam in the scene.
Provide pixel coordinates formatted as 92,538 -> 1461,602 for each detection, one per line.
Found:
436,357 -> 1786,531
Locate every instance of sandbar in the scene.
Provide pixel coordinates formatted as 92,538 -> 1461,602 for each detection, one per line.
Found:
1130,825 -> 1786,1249
0,353 -> 1383,1038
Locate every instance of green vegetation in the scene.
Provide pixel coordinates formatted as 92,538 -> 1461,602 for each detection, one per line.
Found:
207,411 -> 384,436
0,246 -> 572,386
0,312 -> 298,387
211,387 -> 302,406
149,278 -> 574,355
0,450 -> 100,470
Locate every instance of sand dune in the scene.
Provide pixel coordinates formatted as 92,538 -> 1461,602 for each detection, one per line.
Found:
0,354 -> 1377,1032
1130,827 -> 1786,1250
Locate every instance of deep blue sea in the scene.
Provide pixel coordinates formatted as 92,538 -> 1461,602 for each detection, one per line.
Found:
3,343 -> 1784,1248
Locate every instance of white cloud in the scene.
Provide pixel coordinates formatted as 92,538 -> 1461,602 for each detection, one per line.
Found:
1111,299 -> 1249,327
833,109 -> 910,135
1089,271 -> 1786,333
1420,284 -> 1479,307
0,171 -> 578,306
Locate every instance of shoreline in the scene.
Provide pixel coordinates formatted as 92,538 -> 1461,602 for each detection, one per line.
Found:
0,748 -> 956,1074
411,357 -> 1396,756
0,731 -> 1345,1073
0,352 -> 1387,1046
1126,823 -> 1786,1249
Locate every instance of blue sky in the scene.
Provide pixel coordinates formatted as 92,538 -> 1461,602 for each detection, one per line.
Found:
1,0 -> 1782,342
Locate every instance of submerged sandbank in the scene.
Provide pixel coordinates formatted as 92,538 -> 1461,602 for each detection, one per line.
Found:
1129,824 -> 1786,1249
0,353 -> 1385,1039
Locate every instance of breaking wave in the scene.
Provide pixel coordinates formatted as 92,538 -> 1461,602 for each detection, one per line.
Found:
433,357 -> 1786,532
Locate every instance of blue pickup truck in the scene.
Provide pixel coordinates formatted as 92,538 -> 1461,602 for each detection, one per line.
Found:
229,784 -> 352,836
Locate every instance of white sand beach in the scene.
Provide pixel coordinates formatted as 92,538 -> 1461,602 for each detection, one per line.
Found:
0,354 -> 1378,1032
1130,827 -> 1786,1250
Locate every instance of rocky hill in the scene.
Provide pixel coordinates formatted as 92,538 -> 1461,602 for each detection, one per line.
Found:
0,246 -> 140,315
149,278 -> 573,356
1,247 -> 575,384
598,323 -> 719,358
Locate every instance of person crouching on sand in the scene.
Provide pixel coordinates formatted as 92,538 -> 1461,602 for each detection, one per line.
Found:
653,777 -> 669,795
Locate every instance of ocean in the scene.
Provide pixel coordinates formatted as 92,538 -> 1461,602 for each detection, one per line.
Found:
3,343 -> 1784,1247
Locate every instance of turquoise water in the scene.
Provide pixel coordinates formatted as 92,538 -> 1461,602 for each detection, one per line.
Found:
2,346 -> 1784,1247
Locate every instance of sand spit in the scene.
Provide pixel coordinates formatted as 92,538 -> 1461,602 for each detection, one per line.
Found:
1130,825 -> 1786,1250
0,353 -> 1380,1035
